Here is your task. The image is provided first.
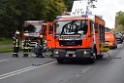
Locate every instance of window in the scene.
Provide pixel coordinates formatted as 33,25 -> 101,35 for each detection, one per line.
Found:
23,24 -> 42,33
42,25 -> 46,35
23,25 -> 36,32
100,25 -> 105,42
49,25 -> 53,34
90,21 -> 93,33
55,20 -> 88,35
94,23 -> 98,33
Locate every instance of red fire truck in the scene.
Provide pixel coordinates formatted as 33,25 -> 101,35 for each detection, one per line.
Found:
22,20 -> 44,49
52,15 -> 105,63
22,21 -> 54,57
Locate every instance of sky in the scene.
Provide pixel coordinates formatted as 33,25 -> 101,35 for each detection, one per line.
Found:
92,0 -> 124,28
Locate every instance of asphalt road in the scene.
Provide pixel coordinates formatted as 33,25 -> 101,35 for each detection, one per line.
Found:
0,44 -> 124,83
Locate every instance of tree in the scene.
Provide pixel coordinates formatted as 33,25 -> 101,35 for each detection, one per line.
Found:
116,11 -> 124,26
0,0 -> 68,38
0,0 -> 48,37
63,0 -> 74,11
46,0 -> 67,21
116,11 -> 124,32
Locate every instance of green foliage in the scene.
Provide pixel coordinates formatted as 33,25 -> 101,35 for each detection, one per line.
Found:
0,47 -> 12,53
115,25 -> 123,32
0,38 -> 12,52
116,11 -> 124,26
46,0 -> 67,21
116,11 -> 124,32
0,0 -> 67,38
63,0 -> 74,11
0,38 -> 12,45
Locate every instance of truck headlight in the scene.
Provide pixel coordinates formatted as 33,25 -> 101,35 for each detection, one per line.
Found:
54,51 -> 58,55
84,51 -> 90,55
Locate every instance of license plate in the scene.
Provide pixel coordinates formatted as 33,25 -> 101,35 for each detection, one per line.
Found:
67,51 -> 75,54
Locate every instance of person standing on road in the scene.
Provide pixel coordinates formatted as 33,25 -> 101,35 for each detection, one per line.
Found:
38,35 -> 44,46
12,30 -> 20,57
35,35 -> 44,58
22,32 -> 30,57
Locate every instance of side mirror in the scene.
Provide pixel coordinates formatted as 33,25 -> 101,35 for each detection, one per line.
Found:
94,23 -> 98,33
54,34 -> 59,39
83,31 -> 87,34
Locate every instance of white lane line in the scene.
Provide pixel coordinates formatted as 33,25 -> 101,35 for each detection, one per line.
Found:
80,66 -> 91,74
75,66 -> 92,77
0,66 -> 33,77
0,59 -> 10,63
0,66 -> 36,80
0,61 -> 56,80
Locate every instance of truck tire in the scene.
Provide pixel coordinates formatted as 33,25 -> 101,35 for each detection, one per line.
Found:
96,55 -> 103,60
90,50 -> 96,63
114,45 -> 117,49
56,58 -> 64,64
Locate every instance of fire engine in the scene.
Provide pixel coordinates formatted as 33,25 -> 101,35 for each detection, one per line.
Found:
22,21 -> 53,50
22,20 -> 55,58
51,0 -> 107,63
22,21 -> 44,49
40,22 -> 55,57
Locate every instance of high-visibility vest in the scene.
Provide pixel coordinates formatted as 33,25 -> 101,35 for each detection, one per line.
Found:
13,37 -> 19,47
22,40 -> 30,49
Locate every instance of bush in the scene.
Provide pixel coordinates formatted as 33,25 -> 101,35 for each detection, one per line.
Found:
0,47 -> 13,53
0,38 -> 12,45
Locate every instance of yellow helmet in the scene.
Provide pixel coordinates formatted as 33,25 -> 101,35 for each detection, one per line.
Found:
24,33 -> 29,37
15,30 -> 20,35
40,35 -> 43,38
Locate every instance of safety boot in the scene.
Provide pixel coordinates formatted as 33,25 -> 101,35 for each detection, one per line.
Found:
13,54 -> 18,57
23,54 -> 28,57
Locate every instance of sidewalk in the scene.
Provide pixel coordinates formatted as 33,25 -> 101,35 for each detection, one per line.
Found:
0,44 -> 13,49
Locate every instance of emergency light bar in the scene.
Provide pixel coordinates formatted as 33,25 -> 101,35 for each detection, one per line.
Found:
56,15 -> 88,19
24,20 -> 44,25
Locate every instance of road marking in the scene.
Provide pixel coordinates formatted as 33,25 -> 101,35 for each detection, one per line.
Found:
0,59 -> 9,63
0,66 -> 33,77
75,66 -> 91,77
0,61 -> 56,80
80,66 -> 91,74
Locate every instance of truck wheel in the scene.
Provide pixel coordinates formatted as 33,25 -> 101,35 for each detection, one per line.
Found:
96,55 -> 103,60
114,45 -> 117,49
56,58 -> 64,64
90,50 -> 96,63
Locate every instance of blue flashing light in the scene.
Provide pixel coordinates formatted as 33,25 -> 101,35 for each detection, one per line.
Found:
56,15 -> 62,19
81,15 -> 88,17
56,15 -> 88,19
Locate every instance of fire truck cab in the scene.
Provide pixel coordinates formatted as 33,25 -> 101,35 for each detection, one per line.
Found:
40,22 -> 55,48
22,21 -> 53,49
53,15 -> 105,63
22,21 -> 44,49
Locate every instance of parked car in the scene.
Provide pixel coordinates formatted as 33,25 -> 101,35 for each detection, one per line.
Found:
116,35 -> 123,44
105,32 -> 117,49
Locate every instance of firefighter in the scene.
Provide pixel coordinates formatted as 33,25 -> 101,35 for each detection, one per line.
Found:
32,35 -> 44,58
22,32 -> 30,57
39,35 -> 44,45
35,35 -> 44,58
12,30 -> 20,57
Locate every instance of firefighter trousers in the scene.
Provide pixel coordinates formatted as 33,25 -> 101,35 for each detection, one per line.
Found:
23,48 -> 29,57
13,47 -> 19,57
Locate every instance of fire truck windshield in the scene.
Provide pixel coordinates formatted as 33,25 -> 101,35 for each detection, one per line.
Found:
55,20 -> 88,35
23,25 -> 41,33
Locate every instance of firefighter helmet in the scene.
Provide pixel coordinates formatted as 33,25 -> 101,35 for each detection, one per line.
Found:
24,30 -> 29,37
15,30 -> 20,35
40,35 -> 43,38
24,33 -> 29,37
